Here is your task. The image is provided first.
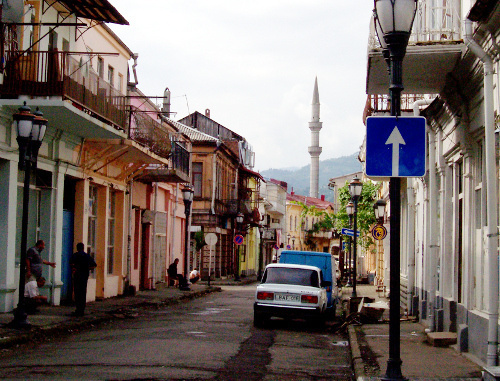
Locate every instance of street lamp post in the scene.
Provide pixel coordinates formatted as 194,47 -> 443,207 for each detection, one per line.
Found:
349,177 -> 363,298
182,186 -> 194,291
374,0 -> 417,379
258,225 -> 264,280
234,212 -> 244,281
11,102 -> 47,329
346,201 -> 354,287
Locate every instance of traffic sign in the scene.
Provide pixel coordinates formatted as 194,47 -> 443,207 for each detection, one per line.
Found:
205,233 -> 218,246
366,116 -> 426,178
372,225 -> 387,240
234,234 -> 244,245
286,244 -> 291,249
273,244 -> 280,250
341,228 -> 360,237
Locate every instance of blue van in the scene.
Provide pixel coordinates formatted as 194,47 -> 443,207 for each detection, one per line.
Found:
279,250 -> 339,316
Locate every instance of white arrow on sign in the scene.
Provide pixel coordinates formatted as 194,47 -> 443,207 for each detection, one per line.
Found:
385,126 -> 406,176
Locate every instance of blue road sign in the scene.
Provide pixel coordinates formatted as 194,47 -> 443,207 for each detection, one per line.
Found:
366,116 -> 426,178
341,228 -> 360,237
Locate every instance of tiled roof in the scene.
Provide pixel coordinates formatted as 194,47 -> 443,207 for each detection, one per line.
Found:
164,118 -> 218,143
286,193 -> 334,210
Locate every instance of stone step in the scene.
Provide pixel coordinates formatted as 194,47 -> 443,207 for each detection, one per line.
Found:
426,331 -> 458,347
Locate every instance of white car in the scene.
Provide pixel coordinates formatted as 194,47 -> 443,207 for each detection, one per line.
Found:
254,263 -> 328,326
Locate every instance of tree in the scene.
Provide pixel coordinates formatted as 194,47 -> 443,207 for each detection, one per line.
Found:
334,180 -> 380,250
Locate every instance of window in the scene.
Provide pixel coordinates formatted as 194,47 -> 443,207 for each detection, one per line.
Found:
272,218 -> 280,224
88,185 -> 98,277
118,73 -> 123,92
107,191 -> 116,275
97,57 -> 104,78
289,216 -> 292,230
193,162 -> 203,197
262,267 -> 320,287
108,65 -> 114,87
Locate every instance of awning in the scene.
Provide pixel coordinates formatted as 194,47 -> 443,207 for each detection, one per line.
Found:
240,165 -> 264,181
58,0 -> 129,25
83,139 -> 169,181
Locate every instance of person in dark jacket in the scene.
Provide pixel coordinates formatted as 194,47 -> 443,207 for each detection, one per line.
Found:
167,258 -> 189,290
69,243 -> 97,317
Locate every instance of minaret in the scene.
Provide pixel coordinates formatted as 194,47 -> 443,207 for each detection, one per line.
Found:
308,77 -> 322,198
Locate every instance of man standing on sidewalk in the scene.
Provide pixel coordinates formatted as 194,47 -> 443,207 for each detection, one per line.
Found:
26,240 -> 56,281
70,243 -> 97,317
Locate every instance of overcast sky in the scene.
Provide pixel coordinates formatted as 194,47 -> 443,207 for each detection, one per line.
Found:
109,1 -> 374,172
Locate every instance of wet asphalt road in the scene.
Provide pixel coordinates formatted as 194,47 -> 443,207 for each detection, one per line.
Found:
0,284 -> 353,380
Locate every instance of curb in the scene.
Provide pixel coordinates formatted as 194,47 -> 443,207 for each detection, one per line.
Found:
0,286 -> 221,351
349,324 -> 365,380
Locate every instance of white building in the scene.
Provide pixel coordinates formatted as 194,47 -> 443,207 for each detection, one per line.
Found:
364,0 -> 500,367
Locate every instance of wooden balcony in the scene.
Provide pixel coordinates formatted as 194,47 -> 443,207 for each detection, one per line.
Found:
0,50 -> 127,130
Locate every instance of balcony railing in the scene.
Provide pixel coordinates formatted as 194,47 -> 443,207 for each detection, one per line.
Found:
368,0 -> 462,50
0,50 -> 127,129
367,94 -> 436,114
170,141 -> 190,175
130,110 -> 172,158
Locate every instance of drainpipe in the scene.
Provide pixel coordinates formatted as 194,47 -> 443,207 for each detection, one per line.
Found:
126,180 -> 134,293
152,182 -> 158,288
211,152 -> 217,214
465,19 -> 499,366
414,98 -> 438,329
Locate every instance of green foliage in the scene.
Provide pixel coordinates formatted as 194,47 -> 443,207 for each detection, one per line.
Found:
194,230 -> 206,252
334,180 -> 380,250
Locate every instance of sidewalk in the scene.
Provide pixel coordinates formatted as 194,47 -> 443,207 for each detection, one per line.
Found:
0,278 -> 255,351
344,284 -> 483,380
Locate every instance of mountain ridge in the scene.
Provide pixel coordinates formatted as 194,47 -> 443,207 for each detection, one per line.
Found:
260,153 -> 362,202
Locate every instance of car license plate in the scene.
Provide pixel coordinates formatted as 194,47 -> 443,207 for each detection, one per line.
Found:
274,293 -> 300,302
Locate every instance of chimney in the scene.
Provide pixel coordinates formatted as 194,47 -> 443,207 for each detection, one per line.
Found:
321,195 -> 325,201
205,108 -> 211,118
162,87 -> 171,117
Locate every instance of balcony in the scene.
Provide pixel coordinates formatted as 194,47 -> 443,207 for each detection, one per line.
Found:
135,141 -> 190,184
366,1 -> 464,95
0,50 -> 127,130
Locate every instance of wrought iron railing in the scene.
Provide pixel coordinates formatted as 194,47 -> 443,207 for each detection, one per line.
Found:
129,110 -> 172,158
368,0 -> 462,50
170,141 -> 190,175
0,50 -> 127,129
367,94 -> 436,113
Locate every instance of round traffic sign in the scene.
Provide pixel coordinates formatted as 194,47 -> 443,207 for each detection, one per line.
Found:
205,233 -> 218,246
372,225 -> 387,240
234,234 -> 244,245
273,244 -> 279,250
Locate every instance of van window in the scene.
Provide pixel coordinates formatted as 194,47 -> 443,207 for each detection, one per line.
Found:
262,267 -> 320,287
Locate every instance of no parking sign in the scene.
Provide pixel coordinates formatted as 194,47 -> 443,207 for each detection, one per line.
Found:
234,234 -> 244,245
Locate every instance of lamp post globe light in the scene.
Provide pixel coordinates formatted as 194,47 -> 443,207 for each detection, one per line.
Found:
374,1 -> 417,379
12,102 -> 46,329
346,201 -> 354,287
349,177 -> 362,298
234,212 -> 244,281
182,185 -> 194,291
374,199 -> 387,224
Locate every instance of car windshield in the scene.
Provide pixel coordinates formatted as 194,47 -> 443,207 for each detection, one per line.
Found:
262,267 -> 320,287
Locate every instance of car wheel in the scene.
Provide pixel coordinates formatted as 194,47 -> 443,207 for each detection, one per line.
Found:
254,311 -> 268,327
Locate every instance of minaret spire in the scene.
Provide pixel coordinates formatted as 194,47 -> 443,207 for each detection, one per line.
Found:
308,77 -> 322,198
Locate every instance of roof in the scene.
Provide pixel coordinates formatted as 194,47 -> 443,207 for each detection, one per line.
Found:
165,118 -> 218,143
240,165 -> 264,181
286,192 -> 334,210
57,0 -> 129,25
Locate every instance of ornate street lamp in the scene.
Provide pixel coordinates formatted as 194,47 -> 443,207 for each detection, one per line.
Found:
258,225 -> 264,280
346,201 -> 354,287
349,177 -> 363,298
374,199 -> 387,224
11,102 -> 46,329
234,212 -> 244,281
182,185 -> 194,291
374,1 -> 417,379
